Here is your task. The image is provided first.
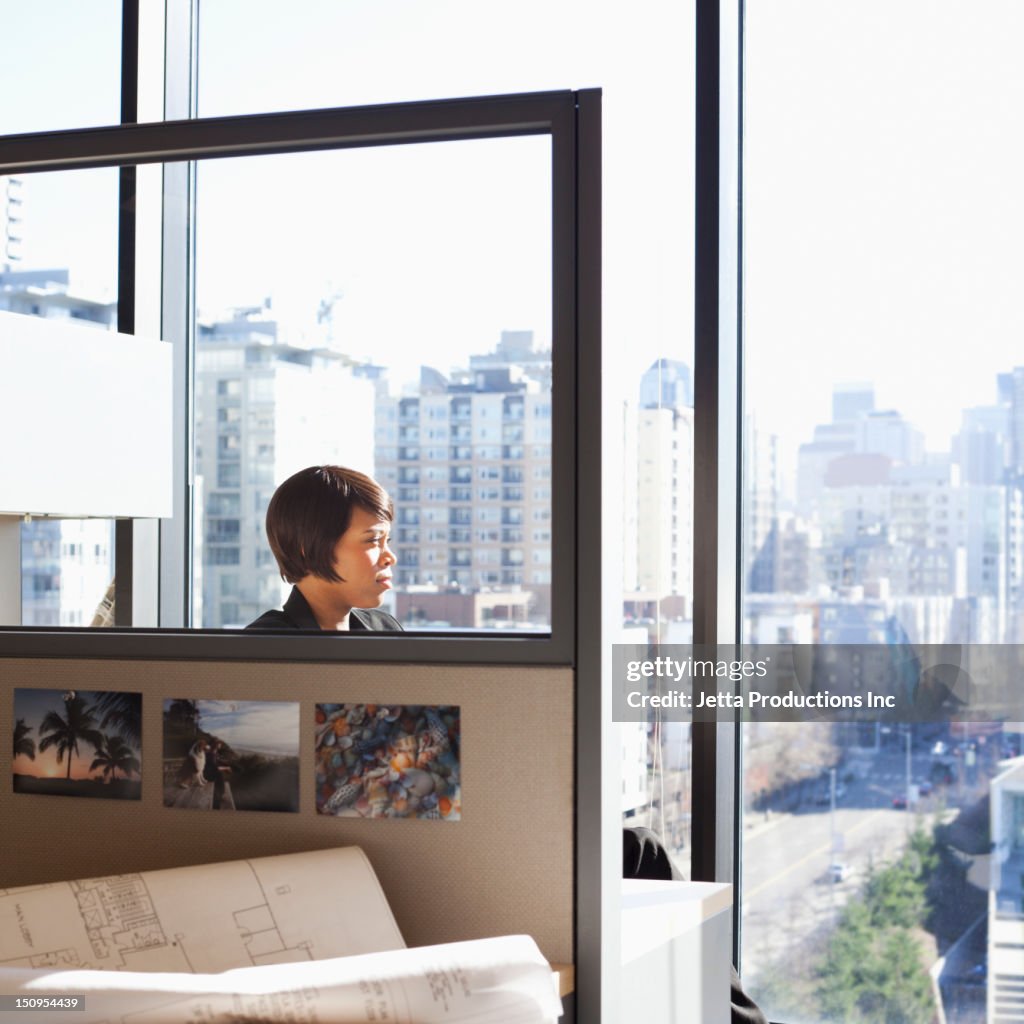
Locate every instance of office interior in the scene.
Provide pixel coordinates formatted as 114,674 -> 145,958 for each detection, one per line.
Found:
2,2 -> 1022,1022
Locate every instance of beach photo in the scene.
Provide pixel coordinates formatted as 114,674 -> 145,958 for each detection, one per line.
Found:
315,704 -> 461,820
12,688 -> 142,800
163,699 -> 299,813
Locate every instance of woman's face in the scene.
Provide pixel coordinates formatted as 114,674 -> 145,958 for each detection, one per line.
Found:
327,506 -> 396,610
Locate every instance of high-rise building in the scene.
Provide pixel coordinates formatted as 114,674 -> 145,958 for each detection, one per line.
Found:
374,332 -> 552,628
989,755 -> 1024,1021
639,357 -> 693,411
1006,367 -> 1024,480
831,381 -> 874,424
194,305 -> 376,627
2,177 -> 24,265
811,457 -> 1024,641
619,359 -> 696,630
634,405 -> 694,617
745,416 -> 779,594
956,401 -> 1010,486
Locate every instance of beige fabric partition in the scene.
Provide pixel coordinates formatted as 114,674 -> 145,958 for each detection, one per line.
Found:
0,658 -> 573,963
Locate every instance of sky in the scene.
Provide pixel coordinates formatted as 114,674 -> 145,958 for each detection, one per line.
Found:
2,0 -> 693,393
5,0 -> 1024,478
743,0 -> 1024,472
194,137 -> 552,387
183,699 -> 300,757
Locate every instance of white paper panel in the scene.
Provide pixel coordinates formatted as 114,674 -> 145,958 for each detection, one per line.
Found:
0,310 -> 172,518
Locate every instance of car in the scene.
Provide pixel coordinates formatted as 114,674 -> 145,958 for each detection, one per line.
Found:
918,780 -> 933,797
892,794 -> 907,809
829,862 -> 851,883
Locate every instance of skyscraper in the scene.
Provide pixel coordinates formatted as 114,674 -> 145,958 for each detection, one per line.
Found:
194,305 -> 376,627
374,331 -> 552,628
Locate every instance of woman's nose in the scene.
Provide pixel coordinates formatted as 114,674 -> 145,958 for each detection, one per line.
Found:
381,542 -> 396,566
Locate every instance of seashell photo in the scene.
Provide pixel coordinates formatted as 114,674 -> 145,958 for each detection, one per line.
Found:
314,703 -> 461,821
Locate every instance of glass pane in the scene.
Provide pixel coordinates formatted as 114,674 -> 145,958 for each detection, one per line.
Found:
741,2 -> 1024,1019
0,169 -> 120,627
200,0 -> 694,856
192,137 -> 552,631
0,1 -> 121,134
198,0 -> 607,116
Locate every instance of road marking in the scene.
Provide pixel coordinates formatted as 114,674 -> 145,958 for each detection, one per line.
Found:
744,810 -> 885,901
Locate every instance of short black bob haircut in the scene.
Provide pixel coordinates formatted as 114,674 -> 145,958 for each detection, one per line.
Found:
265,466 -> 394,584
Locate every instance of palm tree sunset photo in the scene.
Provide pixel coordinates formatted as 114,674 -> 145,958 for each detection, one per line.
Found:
12,689 -> 142,800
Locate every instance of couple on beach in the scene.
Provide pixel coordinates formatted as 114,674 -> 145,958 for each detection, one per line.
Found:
179,738 -> 231,809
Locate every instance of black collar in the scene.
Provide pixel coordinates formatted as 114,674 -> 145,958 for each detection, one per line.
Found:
282,586 -> 375,630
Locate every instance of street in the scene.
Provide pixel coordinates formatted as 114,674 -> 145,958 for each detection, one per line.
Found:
741,745 -> 987,983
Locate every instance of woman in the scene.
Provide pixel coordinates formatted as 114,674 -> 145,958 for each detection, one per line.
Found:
246,466 -> 402,632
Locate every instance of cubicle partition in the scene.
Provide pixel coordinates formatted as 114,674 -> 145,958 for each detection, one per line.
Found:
0,657 -> 573,964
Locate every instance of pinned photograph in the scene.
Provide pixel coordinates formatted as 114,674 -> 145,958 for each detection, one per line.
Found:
315,704 -> 461,820
163,700 -> 299,813
13,689 -> 142,800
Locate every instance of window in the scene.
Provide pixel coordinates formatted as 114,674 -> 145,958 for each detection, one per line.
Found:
2,166 -> 121,628
0,1 -> 121,135
740,2 -> 1023,1018
3,86 -> 583,657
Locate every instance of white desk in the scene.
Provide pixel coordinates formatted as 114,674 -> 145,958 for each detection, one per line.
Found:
621,879 -> 732,1023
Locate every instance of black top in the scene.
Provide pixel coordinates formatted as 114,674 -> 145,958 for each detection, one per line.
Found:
203,746 -> 222,781
245,586 -> 403,632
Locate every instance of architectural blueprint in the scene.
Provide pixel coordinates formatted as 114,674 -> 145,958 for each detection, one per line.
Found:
0,847 -> 403,974
0,934 -> 562,1023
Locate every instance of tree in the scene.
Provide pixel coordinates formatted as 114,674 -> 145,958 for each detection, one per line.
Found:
863,860 -> 925,930
818,901 -> 875,1022
89,734 -> 141,781
91,691 -> 142,747
37,695 -> 104,780
870,928 -> 934,1023
817,829 -> 938,1023
13,719 -> 35,761
166,700 -> 201,736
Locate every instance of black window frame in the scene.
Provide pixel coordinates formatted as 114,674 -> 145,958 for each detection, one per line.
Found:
0,83 -> 598,667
